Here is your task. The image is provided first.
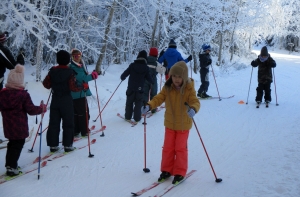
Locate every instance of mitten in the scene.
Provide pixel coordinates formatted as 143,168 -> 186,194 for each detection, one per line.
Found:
156,62 -> 166,75
187,108 -> 196,118
141,105 -> 150,115
40,103 -> 47,113
207,59 -> 212,65
187,55 -> 193,61
91,71 -> 98,79
82,82 -> 89,90
251,60 -> 257,66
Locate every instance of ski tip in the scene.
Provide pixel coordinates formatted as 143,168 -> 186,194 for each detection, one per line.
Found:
91,139 -> 96,144
102,125 -> 107,129
117,113 -> 120,116
41,161 -> 47,167
90,125 -> 96,130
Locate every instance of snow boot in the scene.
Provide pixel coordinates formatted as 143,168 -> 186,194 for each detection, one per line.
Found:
200,92 -> 211,98
50,146 -> 60,152
172,175 -> 184,185
158,171 -> 171,182
64,146 -> 76,152
6,167 -> 21,177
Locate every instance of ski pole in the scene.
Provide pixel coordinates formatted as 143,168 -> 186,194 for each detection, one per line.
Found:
184,102 -> 222,183
37,100 -> 44,180
85,91 -> 94,158
246,67 -> 253,104
142,104 -> 150,173
210,65 -> 221,101
93,80 -> 123,122
93,79 -> 105,137
29,91 -> 51,152
0,139 -> 8,144
272,68 -> 279,106
159,74 -> 162,91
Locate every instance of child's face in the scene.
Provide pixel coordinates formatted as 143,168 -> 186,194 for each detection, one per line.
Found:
72,53 -> 82,63
172,75 -> 183,87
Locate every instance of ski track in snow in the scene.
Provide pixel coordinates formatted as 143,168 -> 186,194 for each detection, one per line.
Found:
0,50 -> 300,197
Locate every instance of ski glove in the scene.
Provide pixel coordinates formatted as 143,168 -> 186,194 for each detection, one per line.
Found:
207,59 -> 212,65
187,108 -> 196,118
141,105 -> 150,115
91,71 -> 98,79
187,55 -> 193,61
40,103 -> 47,113
156,62 -> 166,75
251,60 -> 258,67
82,82 -> 89,90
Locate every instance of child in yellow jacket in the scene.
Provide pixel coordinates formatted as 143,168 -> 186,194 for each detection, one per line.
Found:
141,61 -> 200,185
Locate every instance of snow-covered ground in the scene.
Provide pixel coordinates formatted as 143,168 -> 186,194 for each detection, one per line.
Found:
0,48 -> 300,197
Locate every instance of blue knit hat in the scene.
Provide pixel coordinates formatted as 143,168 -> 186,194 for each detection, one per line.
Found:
169,39 -> 177,47
202,44 -> 211,51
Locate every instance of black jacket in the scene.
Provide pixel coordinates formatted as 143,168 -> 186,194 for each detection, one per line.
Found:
121,58 -> 153,93
199,53 -> 212,70
251,55 -> 276,84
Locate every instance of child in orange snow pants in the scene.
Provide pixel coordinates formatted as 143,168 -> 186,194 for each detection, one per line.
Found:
161,128 -> 189,176
141,61 -> 200,184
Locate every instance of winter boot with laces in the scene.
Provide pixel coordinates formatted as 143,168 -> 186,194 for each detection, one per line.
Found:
172,175 -> 185,185
158,171 -> 171,182
64,146 -> 76,153
200,92 -> 211,98
6,167 -> 21,177
50,146 -> 60,153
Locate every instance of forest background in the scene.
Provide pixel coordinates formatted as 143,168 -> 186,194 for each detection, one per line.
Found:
0,0 -> 300,79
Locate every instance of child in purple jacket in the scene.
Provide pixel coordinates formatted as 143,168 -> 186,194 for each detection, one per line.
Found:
0,65 -> 46,176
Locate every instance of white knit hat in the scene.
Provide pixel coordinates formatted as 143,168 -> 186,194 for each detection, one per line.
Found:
5,64 -> 25,89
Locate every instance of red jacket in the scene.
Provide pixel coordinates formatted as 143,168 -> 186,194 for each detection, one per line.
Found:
0,88 -> 43,139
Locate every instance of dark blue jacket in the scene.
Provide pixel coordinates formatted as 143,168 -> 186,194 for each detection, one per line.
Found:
121,58 -> 153,93
158,48 -> 189,69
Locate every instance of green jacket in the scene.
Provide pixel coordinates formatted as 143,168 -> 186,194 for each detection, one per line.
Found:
69,60 -> 93,99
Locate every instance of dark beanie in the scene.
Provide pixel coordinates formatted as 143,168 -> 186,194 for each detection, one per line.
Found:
137,50 -> 147,60
57,50 -> 70,65
260,46 -> 268,56
169,39 -> 177,47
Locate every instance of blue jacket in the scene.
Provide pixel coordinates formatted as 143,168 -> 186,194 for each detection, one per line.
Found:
120,58 -> 153,93
158,48 -> 189,69
69,60 -> 93,99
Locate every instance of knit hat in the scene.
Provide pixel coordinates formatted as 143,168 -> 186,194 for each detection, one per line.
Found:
260,46 -> 268,56
166,61 -> 190,94
71,48 -> 82,56
137,50 -> 147,60
149,47 -> 158,57
0,31 -> 8,43
168,39 -> 177,47
202,44 -> 211,52
57,50 -> 70,65
5,64 -> 25,89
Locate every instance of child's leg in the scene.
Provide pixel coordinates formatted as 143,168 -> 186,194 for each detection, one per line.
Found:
47,107 -> 62,147
125,91 -> 135,120
61,99 -> 75,147
173,130 -> 189,177
256,83 -> 264,102
264,83 -> 272,102
5,139 -> 25,169
133,92 -> 143,122
161,128 -> 176,174
73,97 -> 89,136
142,82 -> 150,103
